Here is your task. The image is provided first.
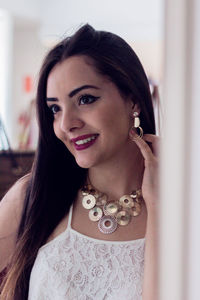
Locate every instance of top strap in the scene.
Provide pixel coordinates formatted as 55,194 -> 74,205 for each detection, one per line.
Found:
67,203 -> 73,229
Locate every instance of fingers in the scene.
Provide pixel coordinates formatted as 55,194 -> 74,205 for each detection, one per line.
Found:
134,134 -> 160,162
134,136 -> 155,163
143,134 -> 159,143
143,134 -> 160,157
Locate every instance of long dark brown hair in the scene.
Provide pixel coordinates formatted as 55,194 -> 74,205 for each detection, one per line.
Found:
0,24 -> 156,299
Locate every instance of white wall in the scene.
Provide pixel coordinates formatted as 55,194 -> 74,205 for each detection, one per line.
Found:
0,0 -> 163,42
38,0 -> 163,41
0,9 -> 13,148
0,0 -> 40,21
12,22 -> 46,148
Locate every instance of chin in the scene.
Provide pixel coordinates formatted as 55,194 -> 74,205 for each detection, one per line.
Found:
75,157 -> 94,169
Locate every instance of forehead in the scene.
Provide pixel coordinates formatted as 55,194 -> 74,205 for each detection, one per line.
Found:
47,56 -> 107,94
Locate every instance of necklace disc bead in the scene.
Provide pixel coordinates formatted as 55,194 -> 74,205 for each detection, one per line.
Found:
104,202 -> 119,215
130,202 -> 142,216
116,210 -> 131,225
89,207 -> 103,221
98,215 -> 118,234
82,195 -> 96,209
119,195 -> 134,208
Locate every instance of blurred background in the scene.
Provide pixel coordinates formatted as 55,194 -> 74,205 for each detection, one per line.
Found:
0,1 -> 200,300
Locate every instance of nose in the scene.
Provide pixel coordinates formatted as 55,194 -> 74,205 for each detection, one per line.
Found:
60,107 -> 84,133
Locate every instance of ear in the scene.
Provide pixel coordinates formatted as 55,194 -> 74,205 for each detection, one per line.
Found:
131,103 -> 141,115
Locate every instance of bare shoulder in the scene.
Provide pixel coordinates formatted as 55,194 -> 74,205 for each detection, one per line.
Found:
0,173 -> 30,239
0,174 -> 31,271
1,174 -> 30,216
1,173 -> 30,201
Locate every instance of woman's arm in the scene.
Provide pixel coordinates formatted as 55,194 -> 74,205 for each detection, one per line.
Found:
142,205 -> 159,300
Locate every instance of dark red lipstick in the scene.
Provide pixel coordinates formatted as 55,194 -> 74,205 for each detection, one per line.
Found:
71,134 -> 99,151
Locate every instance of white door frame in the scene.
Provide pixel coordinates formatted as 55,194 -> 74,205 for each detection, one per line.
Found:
159,0 -> 199,299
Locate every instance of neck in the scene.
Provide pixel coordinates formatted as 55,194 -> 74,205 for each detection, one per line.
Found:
88,143 -> 144,200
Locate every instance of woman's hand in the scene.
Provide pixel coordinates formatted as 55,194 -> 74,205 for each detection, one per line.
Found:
134,134 -> 160,212
134,134 -> 160,300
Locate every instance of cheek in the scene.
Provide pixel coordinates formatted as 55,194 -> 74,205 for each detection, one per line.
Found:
101,110 -> 129,134
53,122 -> 65,143
96,107 -> 118,127
53,122 -> 73,152
53,122 -> 61,139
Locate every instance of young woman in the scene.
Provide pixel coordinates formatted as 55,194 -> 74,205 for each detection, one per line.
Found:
0,24 -> 159,299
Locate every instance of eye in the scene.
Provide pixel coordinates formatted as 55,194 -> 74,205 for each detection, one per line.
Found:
78,94 -> 100,105
48,104 -> 60,115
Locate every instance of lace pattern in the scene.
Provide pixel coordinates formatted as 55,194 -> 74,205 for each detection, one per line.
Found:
28,205 -> 145,300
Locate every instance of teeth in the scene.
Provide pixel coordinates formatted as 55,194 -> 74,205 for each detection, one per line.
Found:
75,136 -> 97,145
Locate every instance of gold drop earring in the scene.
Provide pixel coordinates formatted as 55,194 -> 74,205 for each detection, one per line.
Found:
129,112 -> 143,141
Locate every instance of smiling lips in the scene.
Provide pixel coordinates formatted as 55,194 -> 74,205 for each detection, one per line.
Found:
71,134 -> 99,150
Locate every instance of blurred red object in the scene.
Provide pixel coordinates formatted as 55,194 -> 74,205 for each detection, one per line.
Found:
24,76 -> 32,93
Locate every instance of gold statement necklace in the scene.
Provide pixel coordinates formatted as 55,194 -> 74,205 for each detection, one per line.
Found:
81,182 -> 143,234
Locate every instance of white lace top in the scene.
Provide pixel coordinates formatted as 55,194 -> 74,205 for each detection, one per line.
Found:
28,204 -> 145,300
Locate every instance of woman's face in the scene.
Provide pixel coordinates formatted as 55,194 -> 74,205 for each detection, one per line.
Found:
46,56 -> 139,168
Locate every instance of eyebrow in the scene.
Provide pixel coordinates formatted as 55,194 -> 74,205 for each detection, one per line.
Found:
46,85 -> 100,102
69,85 -> 99,97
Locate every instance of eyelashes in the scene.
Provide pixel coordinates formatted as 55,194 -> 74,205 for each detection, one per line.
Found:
78,94 -> 100,105
48,104 -> 60,115
48,94 -> 100,115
